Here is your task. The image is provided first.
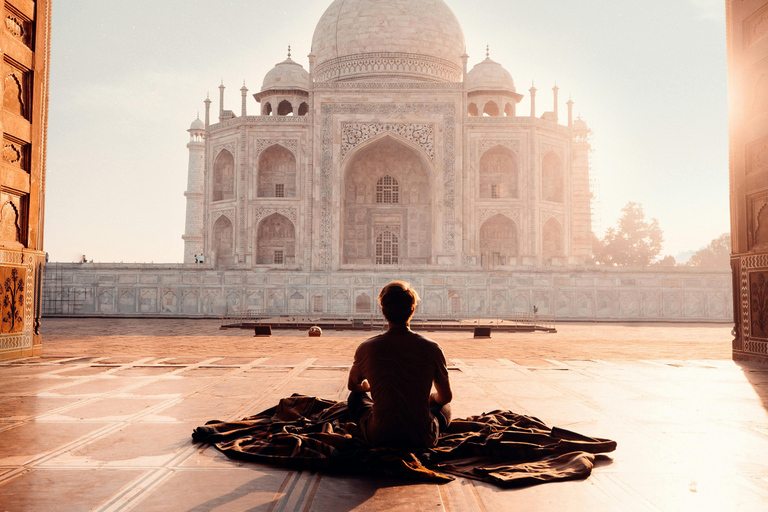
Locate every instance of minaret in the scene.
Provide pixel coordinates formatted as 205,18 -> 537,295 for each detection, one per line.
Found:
218,81 -> 225,122
529,82 -> 537,117
204,94 -> 211,127
182,114 -> 206,263
241,81 -> 248,117
567,97 -> 574,128
552,84 -> 559,123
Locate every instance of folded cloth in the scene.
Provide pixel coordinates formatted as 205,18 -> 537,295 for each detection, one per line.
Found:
192,394 -> 616,487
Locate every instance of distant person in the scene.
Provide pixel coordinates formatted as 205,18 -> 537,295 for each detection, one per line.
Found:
347,281 -> 452,448
199,254 -> 205,264
194,254 -> 198,264
81,255 -> 87,264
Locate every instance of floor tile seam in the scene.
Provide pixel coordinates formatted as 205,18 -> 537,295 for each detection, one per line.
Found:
588,473 -> 660,512
272,470 -> 319,512
601,473 -> 665,511
28,357 -> 243,422
92,467 -> 176,512
438,478 -> 485,512
0,467 -> 30,487
497,358 -> 536,375
223,358 -> 318,422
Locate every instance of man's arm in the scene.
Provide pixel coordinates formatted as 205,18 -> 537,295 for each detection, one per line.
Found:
430,376 -> 452,406
347,361 -> 371,392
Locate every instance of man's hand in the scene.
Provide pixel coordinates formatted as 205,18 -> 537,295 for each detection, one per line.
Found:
348,378 -> 371,392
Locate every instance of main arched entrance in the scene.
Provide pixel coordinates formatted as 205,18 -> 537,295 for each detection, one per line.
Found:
342,136 -> 432,266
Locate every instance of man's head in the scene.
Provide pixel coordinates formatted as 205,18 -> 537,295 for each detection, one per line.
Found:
378,281 -> 420,325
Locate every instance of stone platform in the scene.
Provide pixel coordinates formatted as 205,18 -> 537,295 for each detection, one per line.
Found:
0,319 -> 765,511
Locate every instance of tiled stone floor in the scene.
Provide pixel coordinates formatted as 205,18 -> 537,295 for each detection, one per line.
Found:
1,324 -> 767,511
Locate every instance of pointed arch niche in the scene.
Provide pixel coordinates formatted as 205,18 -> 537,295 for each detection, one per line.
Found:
479,145 -> 518,199
212,216 -> 234,268
258,145 -> 296,198
342,135 -> 432,266
542,151 -> 564,203
213,150 -> 235,202
480,214 -> 518,267
543,218 -> 563,259
257,213 -> 295,265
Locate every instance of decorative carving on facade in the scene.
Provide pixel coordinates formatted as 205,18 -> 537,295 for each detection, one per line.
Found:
541,143 -> 565,161
211,209 -> 235,226
1,267 -> 24,333
341,123 -> 435,161
541,210 -> 565,226
478,209 -> 521,225
320,102 -> 456,270
478,140 -> 520,157
253,207 -> 298,224
746,4 -> 768,47
313,52 -> 462,83
209,116 -> 309,132
213,142 -> 237,159
2,139 -> 27,170
747,136 -> 768,175
6,10 -> 31,47
255,139 -> 298,157
751,196 -> 768,248
739,254 -> 768,355
314,82 -> 464,91
373,225 -> 401,237
0,200 -> 20,243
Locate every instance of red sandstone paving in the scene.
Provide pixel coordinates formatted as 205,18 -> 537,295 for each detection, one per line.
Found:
40,318 -> 733,360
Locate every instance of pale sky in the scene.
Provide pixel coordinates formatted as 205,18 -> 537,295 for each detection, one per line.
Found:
45,0 -> 729,263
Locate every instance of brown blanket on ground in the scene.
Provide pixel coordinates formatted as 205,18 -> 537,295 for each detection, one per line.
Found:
192,394 -> 616,488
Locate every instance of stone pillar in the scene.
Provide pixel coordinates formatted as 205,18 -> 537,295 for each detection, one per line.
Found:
552,85 -> 559,123
529,83 -> 537,118
204,95 -> 211,127
183,122 -> 205,263
219,82 -> 225,122
567,98 -> 574,128
726,0 -> 768,363
241,83 -> 248,117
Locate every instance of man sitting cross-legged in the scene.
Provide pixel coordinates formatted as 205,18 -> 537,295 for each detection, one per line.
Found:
347,281 -> 452,448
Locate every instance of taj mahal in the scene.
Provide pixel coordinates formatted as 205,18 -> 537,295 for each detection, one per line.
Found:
40,0 -> 732,322
182,0 -> 592,274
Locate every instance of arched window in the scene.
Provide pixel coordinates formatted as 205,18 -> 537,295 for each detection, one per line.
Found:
480,214 -> 518,267
258,145 -> 296,197
543,218 -> 563,259
277,100 -> 293,116
504,103 -> 514,117
262,102 -> 272,116
483,101 -> 499,117
212,150 -> 235,201
355,293 -> 372,313
542,151 -> 564,203
212,216 -> 234,268
376,231 -> 398,265
479,146 -> 518,199
468,103 -> 479,117
298,102 -> 309,116
257,213 -> 296,265
376,175 -> 399,204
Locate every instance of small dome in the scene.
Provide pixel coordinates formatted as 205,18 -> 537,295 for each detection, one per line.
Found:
573,118 -> 589,131
189,117 -> 205,130
262,57 -> 309,92
311,0 -> 465,83
466,57 -> 516,93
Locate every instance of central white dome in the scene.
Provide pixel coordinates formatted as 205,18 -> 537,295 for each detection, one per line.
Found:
311,0 -> 466,83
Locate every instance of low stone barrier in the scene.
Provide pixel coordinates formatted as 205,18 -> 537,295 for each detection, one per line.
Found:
41,263 -> 733,322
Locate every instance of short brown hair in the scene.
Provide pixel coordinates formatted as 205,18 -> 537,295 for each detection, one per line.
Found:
378,281 -> 420,324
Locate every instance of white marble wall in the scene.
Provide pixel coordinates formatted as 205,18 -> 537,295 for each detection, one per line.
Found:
42,263 -> 734,322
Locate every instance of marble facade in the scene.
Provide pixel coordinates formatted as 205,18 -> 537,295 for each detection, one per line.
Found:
182,0 -> 592,275
42,263 -> 733,322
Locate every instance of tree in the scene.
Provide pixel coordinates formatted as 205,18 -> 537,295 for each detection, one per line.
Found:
592,202 -> 664,266
654,255 -> 677,267
688,233 -> 730,268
